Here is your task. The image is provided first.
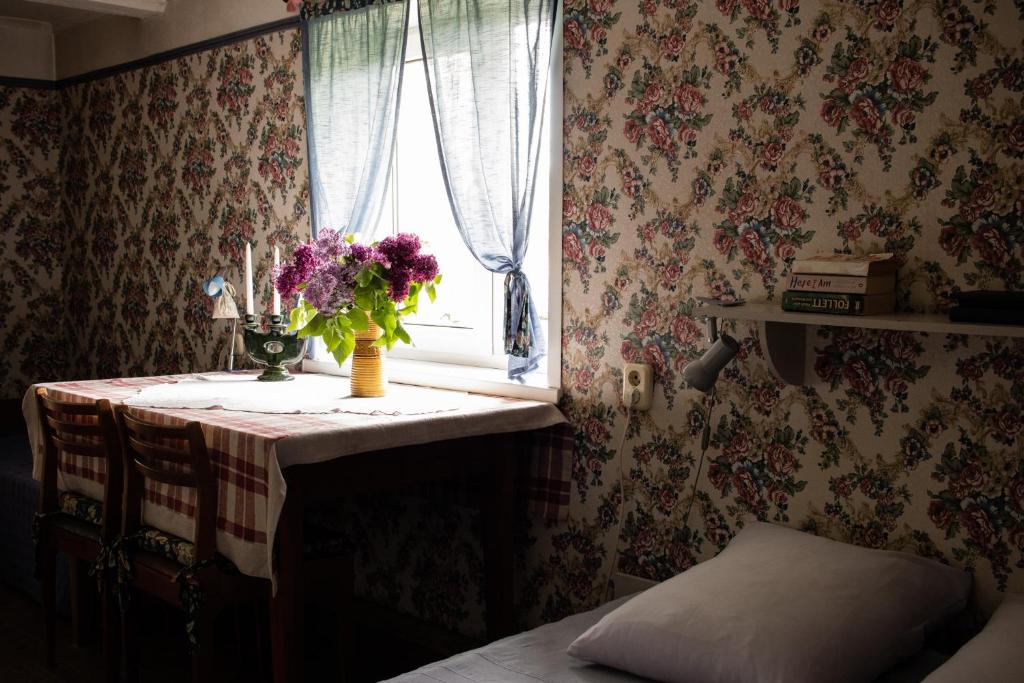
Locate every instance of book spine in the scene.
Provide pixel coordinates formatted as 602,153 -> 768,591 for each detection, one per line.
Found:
782,291 -> 868,315
787,274 -> 870,294
791,261 -> 872,276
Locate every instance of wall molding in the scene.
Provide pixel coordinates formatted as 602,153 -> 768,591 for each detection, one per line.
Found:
1,16 -> 300,90
0,75 -> 59,89
59,16 -> 300,86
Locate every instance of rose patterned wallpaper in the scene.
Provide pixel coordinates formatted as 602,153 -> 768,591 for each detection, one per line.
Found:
539,0 -> 1024,629
58,29 -> 309,383
1,86 -> 68,401
4,0 -> 1023,639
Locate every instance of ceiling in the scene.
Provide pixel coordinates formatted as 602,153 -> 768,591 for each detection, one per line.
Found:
0,0 -> 99,30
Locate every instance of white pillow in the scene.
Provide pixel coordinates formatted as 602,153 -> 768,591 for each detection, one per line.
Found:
567,522 -> 970,683
922,593 -> 1024,683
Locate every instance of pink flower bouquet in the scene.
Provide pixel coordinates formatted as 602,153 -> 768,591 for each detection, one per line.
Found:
274,230 -> 441,364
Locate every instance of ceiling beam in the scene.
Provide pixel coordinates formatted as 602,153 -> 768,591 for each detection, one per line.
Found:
23,0 -> 167,19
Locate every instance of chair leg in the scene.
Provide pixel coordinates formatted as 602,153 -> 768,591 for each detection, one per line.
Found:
191,610 -> 216,683
121,592 -> 140,683
101,581 -> 120,683
40,543 -> 57,668
70,556 -> 96,647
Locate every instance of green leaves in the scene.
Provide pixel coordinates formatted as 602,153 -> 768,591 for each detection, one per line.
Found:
286,254 -> 440,366
348,307 -> 369,332
321,315 -> 356,365
288,299 -> 316,331
331,331 -> 355,366
395,326 -> 411,345
426,274 -> 441,303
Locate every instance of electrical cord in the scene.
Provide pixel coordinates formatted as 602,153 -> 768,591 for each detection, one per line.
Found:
681,387 -> 716,544
601,386 -> 716,600
602,387 -> 640,602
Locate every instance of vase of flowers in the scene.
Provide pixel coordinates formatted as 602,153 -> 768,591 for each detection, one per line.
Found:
273,230 -> 440,397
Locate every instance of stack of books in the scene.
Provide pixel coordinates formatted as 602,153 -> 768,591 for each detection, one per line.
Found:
782,253 -> 897,316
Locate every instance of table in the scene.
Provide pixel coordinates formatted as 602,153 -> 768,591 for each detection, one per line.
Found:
23,372 -> 572,682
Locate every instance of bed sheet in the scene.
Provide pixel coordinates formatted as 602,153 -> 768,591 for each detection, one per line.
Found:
386,597 -> 642,683
385,595 -> 949,683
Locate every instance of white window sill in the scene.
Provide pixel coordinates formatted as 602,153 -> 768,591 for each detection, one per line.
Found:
301,357 -> 561,404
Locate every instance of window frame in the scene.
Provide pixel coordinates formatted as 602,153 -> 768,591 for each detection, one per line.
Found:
303,1 -> 563,402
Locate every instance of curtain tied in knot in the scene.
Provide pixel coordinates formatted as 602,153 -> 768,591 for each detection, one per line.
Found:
503,269 -> 533,359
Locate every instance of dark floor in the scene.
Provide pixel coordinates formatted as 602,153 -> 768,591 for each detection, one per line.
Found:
0,580 -> 451,682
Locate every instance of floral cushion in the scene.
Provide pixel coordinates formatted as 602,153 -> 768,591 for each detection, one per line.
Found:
133,526 -> 197,566
127,522 -> 349,567
58,491 -> 102,525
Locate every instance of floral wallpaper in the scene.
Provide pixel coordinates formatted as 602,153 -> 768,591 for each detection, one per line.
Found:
0,86 -> 69,400
6,0 -> 1024,640
536,0 -> 1024,629
58,28 -> 309,383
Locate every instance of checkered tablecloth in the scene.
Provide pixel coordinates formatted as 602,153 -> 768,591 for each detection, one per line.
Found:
23,373 -> 572,580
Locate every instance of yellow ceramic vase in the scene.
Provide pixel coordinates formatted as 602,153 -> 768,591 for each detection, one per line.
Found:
351,318 -> 386,397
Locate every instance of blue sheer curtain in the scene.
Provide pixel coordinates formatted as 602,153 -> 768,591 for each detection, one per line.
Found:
418,0 -> 557,379
304,0 -> 410,239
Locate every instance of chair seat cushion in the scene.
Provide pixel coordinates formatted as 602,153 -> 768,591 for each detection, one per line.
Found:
134,526 -> 198,566
58,491 -> 102,526
130,521 -> 350,568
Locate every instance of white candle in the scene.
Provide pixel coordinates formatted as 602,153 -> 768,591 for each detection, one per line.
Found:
244,242 -> 254,315
273,246 -> 281,315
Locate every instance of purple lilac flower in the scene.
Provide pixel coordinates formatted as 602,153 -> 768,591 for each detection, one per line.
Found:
322,261 -> 360,313
274,243 -> 320,297
349,243 -> 383,265
412,254 -> 439,282
375,233 -> 438,301
377,233 -> 421,265
304,259 -> 364,315
285,232 -> 437,308
313,228 -> 351,261
388,269 -> 412,301
303,267 -> 337,314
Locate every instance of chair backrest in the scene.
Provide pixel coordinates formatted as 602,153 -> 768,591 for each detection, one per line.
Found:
35,388 -> 122,542
115,409 -> 217,564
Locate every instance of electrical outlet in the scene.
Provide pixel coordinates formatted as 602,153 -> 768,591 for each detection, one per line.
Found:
622,362 -> 653,410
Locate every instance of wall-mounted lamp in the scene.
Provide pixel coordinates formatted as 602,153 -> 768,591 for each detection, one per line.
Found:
682,333 -> 740,393
679,315 -> 741,545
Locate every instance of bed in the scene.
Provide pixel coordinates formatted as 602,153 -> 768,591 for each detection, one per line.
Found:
385,523 -> 987,683
385,595 -> 951,683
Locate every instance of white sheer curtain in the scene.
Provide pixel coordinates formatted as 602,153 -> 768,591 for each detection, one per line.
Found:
417,0 -> 557,379
304,0 -> 410,239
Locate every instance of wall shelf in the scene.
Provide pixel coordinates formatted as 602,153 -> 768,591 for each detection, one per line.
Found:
700,302 -> 1024,386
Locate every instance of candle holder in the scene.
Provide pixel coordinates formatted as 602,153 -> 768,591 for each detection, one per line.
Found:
242,314 -> 307,381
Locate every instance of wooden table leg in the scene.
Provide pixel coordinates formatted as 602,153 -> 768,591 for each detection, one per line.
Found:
482,439 -> 517,640
270,475 -> 305,683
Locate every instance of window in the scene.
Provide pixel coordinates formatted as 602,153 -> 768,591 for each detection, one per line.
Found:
308,0 -> 562,397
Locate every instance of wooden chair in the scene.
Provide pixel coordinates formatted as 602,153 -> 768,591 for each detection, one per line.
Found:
116,408 -> 357,680
34,387 -> 121,683
115,408 -> 267,683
